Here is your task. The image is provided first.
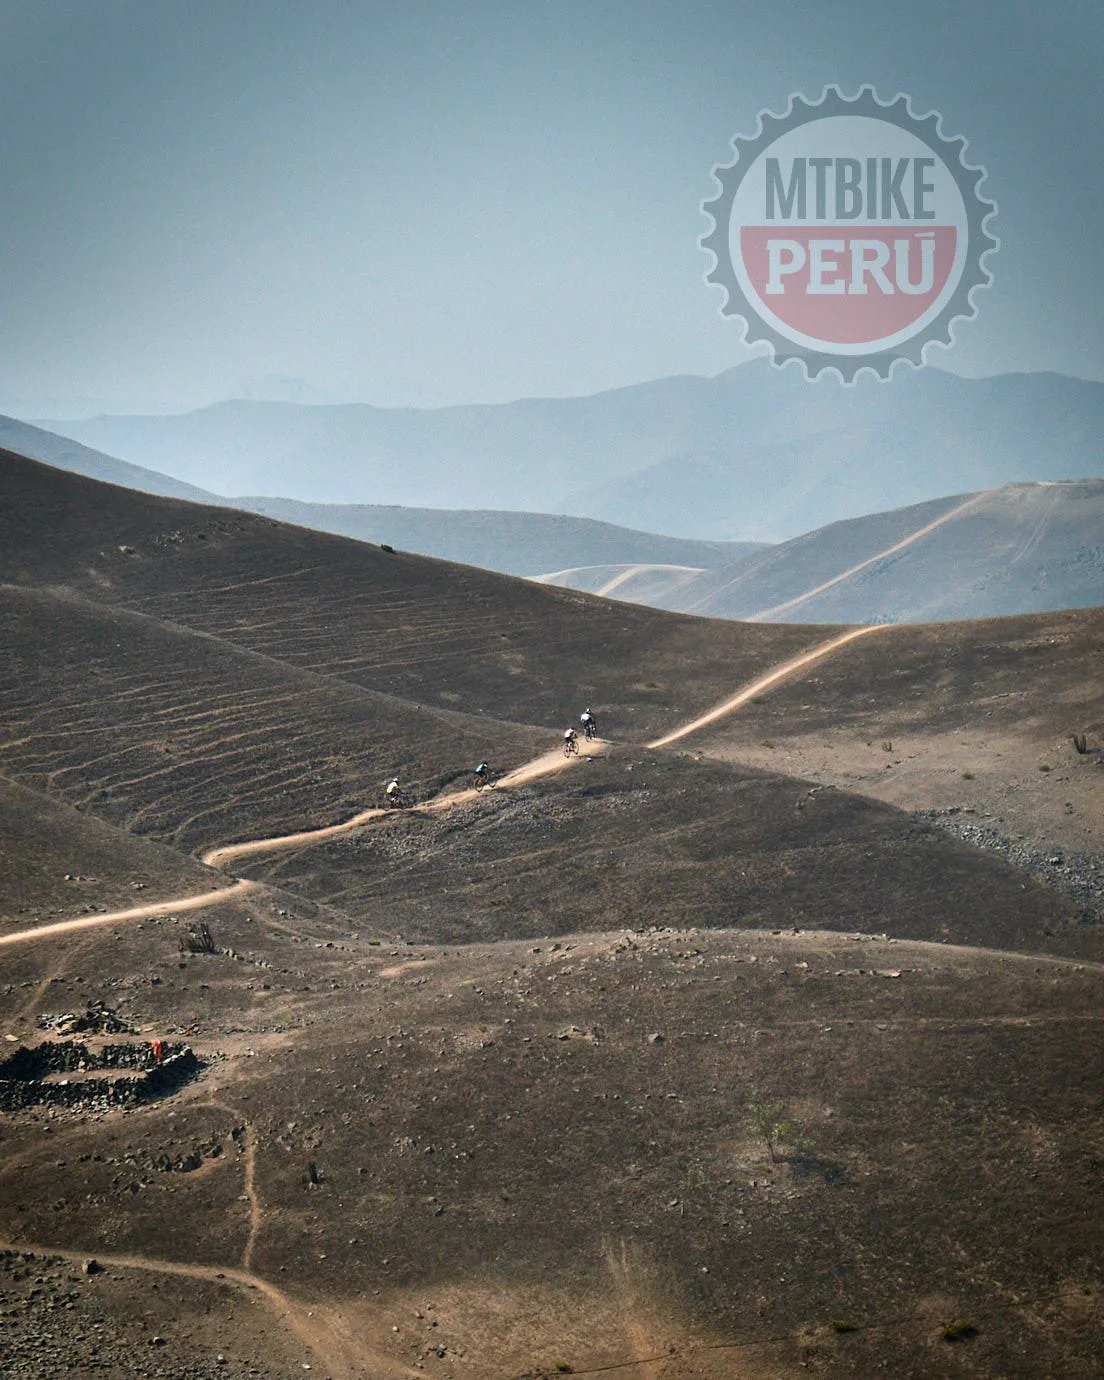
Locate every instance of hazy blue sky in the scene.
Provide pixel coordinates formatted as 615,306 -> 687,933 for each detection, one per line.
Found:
0,0 -> 1100,414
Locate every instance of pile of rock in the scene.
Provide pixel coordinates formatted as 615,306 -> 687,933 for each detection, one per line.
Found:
36,1001 -> 135,1036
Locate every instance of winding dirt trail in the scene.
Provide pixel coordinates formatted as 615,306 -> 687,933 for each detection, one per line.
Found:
529,562 -> 703,592
201,808 -> 389,869
594,563 -> 703,598
0,879 -> 259,951
0,1237 -> 419,1380
240,1118 -> 262,1273
0,620 -> 883,948
202,735 -> 606,870
647,624 -> 886,749
1,610 -> 1084,1378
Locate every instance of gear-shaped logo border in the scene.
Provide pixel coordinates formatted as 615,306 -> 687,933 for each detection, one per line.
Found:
701,85 -> 999,382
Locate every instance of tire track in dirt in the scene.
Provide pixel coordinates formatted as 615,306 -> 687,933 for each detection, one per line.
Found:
603,1238 -> 665,1380
1007,483 -> 1061,567
240,1118 -> 262,1273
3,933 -> 98,1029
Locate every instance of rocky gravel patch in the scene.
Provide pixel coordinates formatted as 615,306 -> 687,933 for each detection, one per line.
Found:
916,807 -> 1104,925
0,1250 -> 265,1379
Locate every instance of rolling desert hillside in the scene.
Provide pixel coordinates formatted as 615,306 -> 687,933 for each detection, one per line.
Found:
0,449 -> 818,736
2,450 -> 1103,1378
538,481 -> 1104,624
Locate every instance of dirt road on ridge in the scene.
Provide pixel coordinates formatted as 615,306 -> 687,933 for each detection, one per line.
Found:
675,489 -> 991,620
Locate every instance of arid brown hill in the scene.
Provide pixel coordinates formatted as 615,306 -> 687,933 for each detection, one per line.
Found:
0,448 -> 815,738
2,447 -> 1101,953
3,445 -> 1104,1377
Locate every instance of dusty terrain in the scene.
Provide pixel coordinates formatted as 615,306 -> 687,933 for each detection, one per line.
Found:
2,452 -> 1103,1376
689,607 -> 1104,911
4,918 -> 1104,1378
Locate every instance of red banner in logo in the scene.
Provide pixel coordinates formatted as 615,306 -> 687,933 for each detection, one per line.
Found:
740,226 -> 957,343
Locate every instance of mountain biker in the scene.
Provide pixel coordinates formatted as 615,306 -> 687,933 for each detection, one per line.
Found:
580,707 -> 597,739
563,726 -> 579,755
475,761 -> 489,779
385,778 -> 401,806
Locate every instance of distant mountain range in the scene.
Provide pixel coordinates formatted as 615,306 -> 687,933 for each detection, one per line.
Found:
10,360 -> 1104,623
0,414 -> 215,504
0,415 -> 759,577
37,362 -> 1104,541
234,496 -> 759,577
538,481 -> 1104,623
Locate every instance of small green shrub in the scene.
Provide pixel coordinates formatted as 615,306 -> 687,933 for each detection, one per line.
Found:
829,1319 -> 857,1334
746,1098 -> 809,1163
761,740 -> 775,749
1039,763 -> 1052,772
961,771 -> 974,779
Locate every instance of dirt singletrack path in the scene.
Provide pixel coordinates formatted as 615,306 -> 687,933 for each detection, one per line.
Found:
1,617 -> 1086,1377
594,563 -> 703,598
0,619 -> 885,947
647,624 -> 886,748
0,879 -> 259,951
0,1237 -> 421,1380
201,736 -> 606,870
743,489 -> 991,622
